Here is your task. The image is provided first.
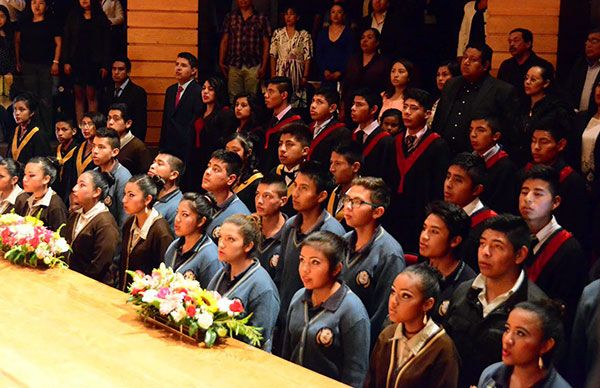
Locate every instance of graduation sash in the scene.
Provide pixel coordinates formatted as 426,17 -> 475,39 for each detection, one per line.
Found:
56,142 -> 77,180
526,229 -> 572,282
307,122 -> 346,160
353,130 -> 390,157
11,126 -> 40,161
326,186 -> 344,221
395,132 -> 440,193
485,150 -> 508,169
470,208 -> 497,228
525,163 -> 574,184
275,164 -> 297,197
264,115 -> 302,150
76,143 -> 94,176
234,172 -> 264,194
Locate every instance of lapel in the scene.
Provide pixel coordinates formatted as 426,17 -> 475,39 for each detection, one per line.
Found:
173,81 -> 197,114
438,77 -> 463,126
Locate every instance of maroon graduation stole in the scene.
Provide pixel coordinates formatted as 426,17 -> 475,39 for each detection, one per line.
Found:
307,122 -> 346,160
525,163 -> 574,184
485,150 -> 508,169
352,131 -> 390,158
395,132 -> 440,193
194,117 -> 205,148
526,229 -> 572,282
264,115 -> 302,150
470,208 -> 497,228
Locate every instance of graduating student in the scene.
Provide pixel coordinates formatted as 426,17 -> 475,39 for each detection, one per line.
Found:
419,201 -> 476,323
201,149 -> 250,240
92,127 -> 131,227
225,132 -> 263,212
208,214 -> 280,352
307,87 -> 351,166
444,152 -> 497,269
0,159 -> 28,215
380,108 -> 402,136
72,112 -> 105,179
470,116 -> 517,213
271,123 -> 311,217
261,76 -> 304,172
53,118 -> 79,202
365,264 -> 460,388
119,174 -> 174,291
163,193 -> 221,288
107,102 -> 151,176
341,177 -> 405,343
8,92 -> 50,164
519,165 -> 586,329
65,170 -> 120,284
148,152 -> 184,231
444,214 -> 547,387
349,88 -> 393,180
327,142 -> 362,226
282,231 -> 370,387
21,157 -> 68,232
388,88 -> 450,253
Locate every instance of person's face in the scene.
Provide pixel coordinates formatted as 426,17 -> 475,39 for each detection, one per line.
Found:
22,162 -> 50,193
225,139 -> 247,162
343,185 -> 381,228
174,200 -> 204,237
585,32 -> 600,61
508,31 -> 531,57
107,109 -> 132,136
402,98 -> 429,130
502,308 -> 553,367
329,5 -> 344,24
80,116 -> 97,140
436,65 -> 453,91
255,183 -> 286,217
292,173 -> 324,212
469,119 -> 500,154
351,96 -> 375,124
390,62 -> 409,88
283,9 -> 298,27
329,151 -> 357,186
148,154 -> 175,181
92,137 -> 118,166
0,165 -> 17,193
310,94 -> 335,122
519,178 -> 559,224
236,0 -> 252,9
0,12 -> 6,28
299,245 -> 336,290
264,84 -> 286,110
372,0 -> 389,13
234,97 -> 252,121
461,48 -> 488,82
201,81 -> 216,104
524,66 -> 549,97
175,56 -> 195,83
71,173 -> 99,208
55,121 -> 76,144
444,164 -> 478,207
278,133 -> 307,167
202,158 -> 235,193
13,101 -> 33,125
419,214 -> 453,259
31,0 -> 47,16
122,182 -> 150,215
218,222 -> 252,263
531,130 -> 565,165
381,115 -> 401,135
360,30 -> 378,53
79,0 -> 91,11
388,272 -> 429,324
111,61 -> 128,84
478,229 -> 525,280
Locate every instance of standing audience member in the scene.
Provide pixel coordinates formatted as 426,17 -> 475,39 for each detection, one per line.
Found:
100,0 -> 125,56
148,152 -> 184,231
0,0 -> 25,22
8,93 -> 50,163
429,60 -> 460,127
107,102 -> 151,176
0,158 -> 28,214
566,28 -> 600,113
380,59 -> 415,119
0,5 -> 14,100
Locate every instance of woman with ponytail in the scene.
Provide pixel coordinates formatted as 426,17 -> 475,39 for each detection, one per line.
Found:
0,158 -> 28,214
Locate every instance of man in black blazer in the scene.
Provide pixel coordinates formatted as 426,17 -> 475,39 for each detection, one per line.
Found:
105,57 -> 148,141
566,28 -> 600,114
432,42 -> 519,155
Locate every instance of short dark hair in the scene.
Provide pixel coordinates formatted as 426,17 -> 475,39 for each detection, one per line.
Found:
94,127 -> 120,149
425,200 -> 470,251
482,214 -> 531,254
403,87 -> 433,110
82,111 -> 107,129
531,116 -> 567,143
521,164 -> 560,198
313,87 -> 340,106
177,52 -> 198,69
510,28 -> 534,47
108,102 -> 131,122
351,176 -> 391,209
258,174 -> 288,198
465,42 -> 493,69
298,160 -> 333,195
450,152 -> 487,188
13,92 -> 38,113
471,115 -> 503,137
210,149 -> 243,178
112,56 -> 132,72
181,192 -> 218,231
437,59 -> 461,77
380,108 -> 402,122
529,61 -> 555,85
332,142 -> 363,167
353,88 -> 383,117
268,76 -> 293,102
280,123 -> 312,148
159,152 -> 186,182
55,117 -> 76,129
301,231 -> 349,279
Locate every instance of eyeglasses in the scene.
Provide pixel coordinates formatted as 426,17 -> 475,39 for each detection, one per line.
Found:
341,195 -> 379,209
79,122 -> 94,128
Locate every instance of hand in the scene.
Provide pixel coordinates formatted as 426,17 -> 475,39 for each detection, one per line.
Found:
324,70 -> 331,80
219,63 -> 229,78
99,68 -> 108,79
50,63 -> 59,76
64,63 -> 72,75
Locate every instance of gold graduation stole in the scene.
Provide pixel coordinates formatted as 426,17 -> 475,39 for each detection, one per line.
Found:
76,143 -> 94,176
11,126 -> 40,161
56,143 -> 77,180
234,172 -> 264,194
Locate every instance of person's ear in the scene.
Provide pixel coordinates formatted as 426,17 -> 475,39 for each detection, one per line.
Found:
331,262 -> 343,278
279,195 -> 289,207
372,206 -> 385,220
370,104 -> 379,117
301,146 -> 309,158
329,103 -> 338,115
557,138 -> 567,153
472,184 -> 484,197
196,216 -> 207,230
423,297 -> 435,314
551,195 -> 561,212
169,170 -> 180,183
243,241 -> 254,254
449,235 -> 463,249
111,147 -> 120,158
317,190 -> 328,204
92,186 -> 102,201
492,131 -> 502,142
144,194 -> 153,208
351,162 -> 361,174
514,246 -> 529,265
226,173 -> 238,187
125,119 -> 133,129
540,337 -> 556,356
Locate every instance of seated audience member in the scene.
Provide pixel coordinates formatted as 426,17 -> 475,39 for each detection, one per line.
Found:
8,92 -> 51,164
566,27 -> 600,113
379,108 -> 402,136
519,165 -> 586,329
444,152 -> 497,268
92,128 -> 132,227
21,157 -> 68,232
444,214 -> 547,387
119,174 -> 174,291
271,123 -> 311,216
262,76 -> 304,172
478,300 -> 570,388
107,102 -> 152,176
65,170 -> 120,284
72,112 -> 105,178
470,116 -> 518,213
53,118 -> 79,202
365,264 -> 460,388
429,60 -> 460,127
163,193 -> 221,288
148,152 -> 184,231
328,142 -> 363,226
208,214 -> 280,352
255,175 -> 288,282
201,149 -> 250,240
379,59 -> 415,120
420,201 -> 476,323
225,132 -> 263,213
307,87 -> 351,166
0,159 -> 28,215
350,88 -> 393,180
388,88 -> 449,253
282,231 -> 370,387
342,177 -> 405,343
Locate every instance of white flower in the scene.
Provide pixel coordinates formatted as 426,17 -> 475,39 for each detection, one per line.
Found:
217,297 -> 233,313
34,243 -> 51,259
53,238 -> 70,253
195,311 -> 213,330
159,293 -> 184,315
170,306 -> 186,322
141,289 -> 158,303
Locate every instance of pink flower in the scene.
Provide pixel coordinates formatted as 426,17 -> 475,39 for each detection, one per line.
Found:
157,287 -> 170,299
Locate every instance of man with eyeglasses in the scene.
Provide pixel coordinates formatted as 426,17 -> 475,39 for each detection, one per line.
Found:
566,27 -> 600,113
341,176 -> 405,345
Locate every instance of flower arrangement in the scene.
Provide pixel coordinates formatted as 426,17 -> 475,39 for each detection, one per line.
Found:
127,264 -> 263,348
0,213 -> 69,268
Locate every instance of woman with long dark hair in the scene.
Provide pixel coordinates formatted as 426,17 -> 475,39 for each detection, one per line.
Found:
225,131 -> 263,212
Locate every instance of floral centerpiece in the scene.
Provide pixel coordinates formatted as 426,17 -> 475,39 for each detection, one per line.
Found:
127,263 -> 263,348
0,213 -> 69,268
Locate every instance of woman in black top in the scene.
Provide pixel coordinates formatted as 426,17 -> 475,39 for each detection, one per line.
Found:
7,92 -> 50,163
0,6 -> 14,82
225,132 -> 263,212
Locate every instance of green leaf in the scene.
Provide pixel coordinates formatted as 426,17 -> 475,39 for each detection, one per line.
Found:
204,329 -> 217,348
189,322 -> 199,337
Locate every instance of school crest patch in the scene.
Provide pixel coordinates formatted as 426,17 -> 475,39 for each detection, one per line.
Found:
315,327 -> 334,348
212,226 -> 221,240
439,300 -> 449,317
355,270 -> 371,288
269,254 -> 280,268
183,270 -> 196,281
103,195 -> 113,207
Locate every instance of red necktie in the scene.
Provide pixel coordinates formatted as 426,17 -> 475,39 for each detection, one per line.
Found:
175,85 -> 184,107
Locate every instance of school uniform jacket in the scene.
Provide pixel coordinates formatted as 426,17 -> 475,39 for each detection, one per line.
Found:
20,189 -> 68,234
353,126 -> 394,180
95,161 -> 132,228
163,235 -> 221,289
117,134 -> 152,176
153,188 -> 183,232
257,218 -> 286,281
307,119 -> 351,166
206,194 -> 250,241
479,149 -> 518,214
0,186 -> 29,215
7,124 -> 50,163
261,109 -> 304,173
54,140 -> 80,202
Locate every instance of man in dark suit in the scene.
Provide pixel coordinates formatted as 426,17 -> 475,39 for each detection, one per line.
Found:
105,57 -> 148,141
566,28 -> 600,114
432,42 -> 520,156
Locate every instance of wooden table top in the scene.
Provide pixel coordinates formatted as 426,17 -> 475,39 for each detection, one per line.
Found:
0,261 -> 346,387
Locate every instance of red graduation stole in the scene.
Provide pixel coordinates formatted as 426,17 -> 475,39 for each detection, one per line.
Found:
470,208 -> 497,228
395,132 -> 440,193
352,130 -> 390,157
264,115 -> 302,150
308,122 -> 346,160
485,150 -> 508,169
525,163 -> 574,184
526,229 -> 572,282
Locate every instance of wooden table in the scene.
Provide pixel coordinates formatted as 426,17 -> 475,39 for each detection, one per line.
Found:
0,261 -> 346,387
